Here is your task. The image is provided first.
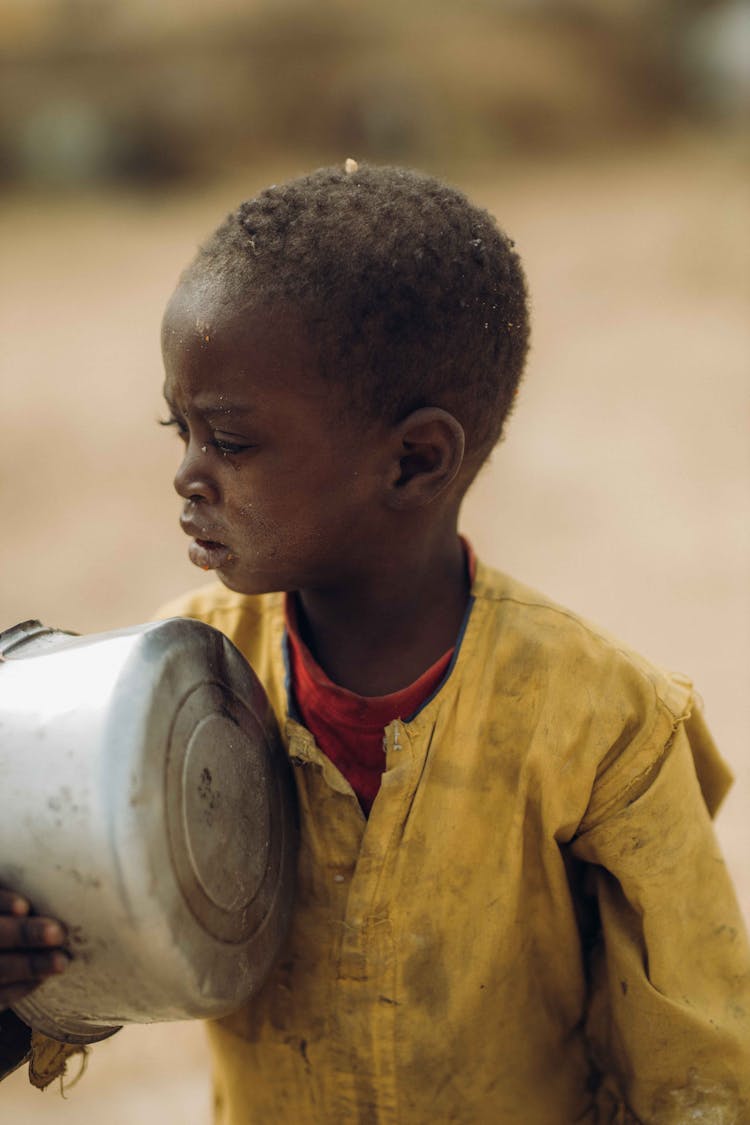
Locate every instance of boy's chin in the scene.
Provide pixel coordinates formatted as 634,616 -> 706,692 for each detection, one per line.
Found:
215,568 -> 285,598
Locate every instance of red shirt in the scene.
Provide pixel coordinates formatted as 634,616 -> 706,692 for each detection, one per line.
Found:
285,544 -> 475,814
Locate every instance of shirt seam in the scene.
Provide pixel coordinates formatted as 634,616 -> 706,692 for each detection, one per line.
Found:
472,591 -> 690,723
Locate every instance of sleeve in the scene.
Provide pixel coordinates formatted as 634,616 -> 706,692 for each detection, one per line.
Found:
570,696 -> 750,1124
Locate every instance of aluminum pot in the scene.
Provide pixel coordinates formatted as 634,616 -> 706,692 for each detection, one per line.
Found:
0,617 -> 296,1045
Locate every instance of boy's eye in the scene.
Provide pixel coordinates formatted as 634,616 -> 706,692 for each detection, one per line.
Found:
159,416 -> 188,441
159,417 -> 253,456
212,438 -> 252,455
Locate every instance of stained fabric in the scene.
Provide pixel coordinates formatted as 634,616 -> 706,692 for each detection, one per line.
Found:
153,562 -> 749,1123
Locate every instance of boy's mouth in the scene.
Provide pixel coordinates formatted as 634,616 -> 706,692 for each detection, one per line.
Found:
188,538 -> 236,572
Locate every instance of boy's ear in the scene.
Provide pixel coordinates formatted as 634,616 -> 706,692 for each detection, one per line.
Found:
385,407 -> 465,510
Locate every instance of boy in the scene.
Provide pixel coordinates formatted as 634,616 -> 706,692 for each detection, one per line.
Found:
2,163 -> 749,1121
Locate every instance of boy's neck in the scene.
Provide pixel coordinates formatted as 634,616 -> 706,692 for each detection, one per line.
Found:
294,531 -> 470,697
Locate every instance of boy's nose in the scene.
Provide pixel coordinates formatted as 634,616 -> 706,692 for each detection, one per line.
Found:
173,446 -> 219,504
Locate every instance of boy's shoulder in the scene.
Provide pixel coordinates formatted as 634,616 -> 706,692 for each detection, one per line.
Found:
156,563 -> 690,722
470,561 -> 732,822
154,564 -> 732,817
472,558 -> 689,713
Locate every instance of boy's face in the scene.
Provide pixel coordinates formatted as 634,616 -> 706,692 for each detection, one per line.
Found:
161,277 -> 393,595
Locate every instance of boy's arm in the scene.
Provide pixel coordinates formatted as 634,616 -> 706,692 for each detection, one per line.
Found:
0,1009 -> 31,1081
570,703 -> 750,1123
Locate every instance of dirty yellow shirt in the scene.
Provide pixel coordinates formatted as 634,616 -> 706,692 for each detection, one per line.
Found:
157,562 -> 750,1125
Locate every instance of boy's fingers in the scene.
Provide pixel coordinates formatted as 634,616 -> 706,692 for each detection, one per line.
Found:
0,890 -> 30,916
0,950 -> 69,984
0,917 -> 66,950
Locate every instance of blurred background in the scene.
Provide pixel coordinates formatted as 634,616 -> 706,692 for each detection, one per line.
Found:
1,0 -> 748,1120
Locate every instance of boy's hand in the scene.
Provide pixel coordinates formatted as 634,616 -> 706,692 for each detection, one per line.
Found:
0,888 -> 69,1010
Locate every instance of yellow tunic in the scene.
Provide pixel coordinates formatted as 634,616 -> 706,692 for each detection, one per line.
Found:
157,561 -> 750,1124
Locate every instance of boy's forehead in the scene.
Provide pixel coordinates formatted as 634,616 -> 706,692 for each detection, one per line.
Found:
162,275 -> 237,342
163,276 -> 309,349
161,279 -> 341,410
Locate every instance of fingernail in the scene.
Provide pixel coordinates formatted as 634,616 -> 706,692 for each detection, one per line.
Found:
50,952 -> 69,973
11,898 -> 30,915
43,922 -> 65,944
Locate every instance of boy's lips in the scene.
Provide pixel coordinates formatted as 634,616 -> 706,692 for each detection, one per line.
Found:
181,520 -> 236,572
188,539 -> 236,572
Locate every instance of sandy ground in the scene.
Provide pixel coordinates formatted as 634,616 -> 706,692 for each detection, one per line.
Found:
0,133 -> 748,1121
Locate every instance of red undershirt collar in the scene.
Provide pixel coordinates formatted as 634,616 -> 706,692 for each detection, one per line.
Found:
284,540 -> 476,813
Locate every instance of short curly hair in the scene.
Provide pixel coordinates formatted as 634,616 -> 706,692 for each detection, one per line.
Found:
184,163 -> 530,460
